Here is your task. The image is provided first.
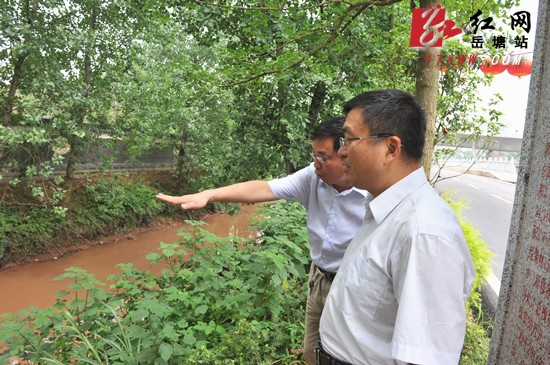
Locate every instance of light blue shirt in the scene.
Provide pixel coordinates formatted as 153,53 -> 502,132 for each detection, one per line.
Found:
320,167 -> 476,364
268,163 -> 367,272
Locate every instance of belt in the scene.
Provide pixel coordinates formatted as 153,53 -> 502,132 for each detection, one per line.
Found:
315,265 -> 337,281
316,340 -> 353,365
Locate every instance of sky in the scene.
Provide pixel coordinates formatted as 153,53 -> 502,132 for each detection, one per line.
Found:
479,0 -> 540,138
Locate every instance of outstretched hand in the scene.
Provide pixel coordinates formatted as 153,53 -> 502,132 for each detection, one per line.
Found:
156,181 -> 276,209
156,192 -> 210,210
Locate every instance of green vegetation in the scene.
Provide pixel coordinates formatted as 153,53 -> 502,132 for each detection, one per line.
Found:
2,1 -> 518,231
1,197 -> 494,364
0,200 -> 310,364
0,1 -> 517,361
444,191 -> 496,364
0,174 -> 167,264
2,0 -> 521,263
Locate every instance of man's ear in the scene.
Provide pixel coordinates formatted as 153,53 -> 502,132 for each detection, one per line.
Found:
385,136 -> 402,161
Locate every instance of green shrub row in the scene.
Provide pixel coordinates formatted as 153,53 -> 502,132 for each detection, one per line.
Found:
443,192 -> 496,364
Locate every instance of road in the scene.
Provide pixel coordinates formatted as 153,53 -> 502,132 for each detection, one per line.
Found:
433,169 -> 516,285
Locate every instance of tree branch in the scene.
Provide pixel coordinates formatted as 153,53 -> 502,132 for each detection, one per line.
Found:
221,3 -> 376,87
195,0 -> 402,12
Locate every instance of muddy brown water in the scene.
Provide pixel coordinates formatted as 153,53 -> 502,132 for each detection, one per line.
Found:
0,204 -> 261,316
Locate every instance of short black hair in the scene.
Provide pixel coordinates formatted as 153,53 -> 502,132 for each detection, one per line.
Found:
311,117 -> 345,152
343,90 -> 426,161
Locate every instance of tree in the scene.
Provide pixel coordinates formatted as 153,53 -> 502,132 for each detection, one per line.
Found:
163,0 -> 414,178
113,21 -> 238,191
1,0 -> 73,210
163,0 -> 521,180
47,0 -> 146,181
414,0 -> 442,179
1,0 -> 524,208
1,0 -> 148,207
397,0 -> 520,179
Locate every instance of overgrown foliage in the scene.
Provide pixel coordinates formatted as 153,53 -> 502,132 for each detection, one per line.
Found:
1,197 -> 494,364
444,191 -> 496,364
0,200 -> 309,364
2,0 -> 518,213
0,174 -> 165,264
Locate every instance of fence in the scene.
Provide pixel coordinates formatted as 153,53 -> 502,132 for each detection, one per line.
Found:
438,156 -> 518,175
1,141 -> 176,179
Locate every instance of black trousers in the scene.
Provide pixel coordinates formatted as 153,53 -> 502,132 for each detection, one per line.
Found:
315,340 -> 353,365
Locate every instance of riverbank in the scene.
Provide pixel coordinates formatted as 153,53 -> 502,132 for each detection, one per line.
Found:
0,201 -> 308,365
0,217 -> 176,271
0,170 -> 214,270
1,203 -> 260,315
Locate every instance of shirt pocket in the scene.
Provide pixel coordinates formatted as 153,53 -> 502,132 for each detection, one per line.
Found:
339,254 -> 390,321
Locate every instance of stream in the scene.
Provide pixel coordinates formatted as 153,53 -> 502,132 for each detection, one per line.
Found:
0,204 -> 260,316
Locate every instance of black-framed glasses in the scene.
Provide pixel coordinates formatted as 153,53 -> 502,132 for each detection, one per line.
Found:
311,152 -> 339,164
339,134 -> 393,150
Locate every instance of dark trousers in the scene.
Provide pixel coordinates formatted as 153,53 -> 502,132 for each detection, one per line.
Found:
315,340 -> 353,365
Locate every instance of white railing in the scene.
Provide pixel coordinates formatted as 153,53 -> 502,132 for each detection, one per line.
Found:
438,156 -> 518,174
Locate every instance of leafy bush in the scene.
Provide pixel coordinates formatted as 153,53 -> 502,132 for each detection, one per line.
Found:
442,191 -> 496,364
81,176 -> 165,228
0,200 -> 310,365
0,203 -> 67,261
0,176 -> 165,263
461,312 -> 493,365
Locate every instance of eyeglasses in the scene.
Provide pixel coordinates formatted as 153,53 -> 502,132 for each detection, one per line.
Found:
339,134 -> 393,151
311,152 -> 339,164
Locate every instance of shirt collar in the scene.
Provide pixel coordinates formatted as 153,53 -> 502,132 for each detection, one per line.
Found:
367,167 -> 427,224
341,185 -> 369,197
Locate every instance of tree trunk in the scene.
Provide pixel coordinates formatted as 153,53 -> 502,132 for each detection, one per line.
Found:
175,131 -> 190,187
66,4 -> 97,180
414,0 -> 442,180
65,146 -> 76,180
308,81 -> 327,125
3,0 -> 37,126
3,53 -> 28,127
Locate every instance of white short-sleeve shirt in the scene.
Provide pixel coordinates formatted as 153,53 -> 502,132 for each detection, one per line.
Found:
268,163 -> 367,272
320,167 -> 476,364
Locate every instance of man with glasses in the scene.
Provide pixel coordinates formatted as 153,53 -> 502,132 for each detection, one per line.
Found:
156,117 -> 367,364
317,90 -> 475,365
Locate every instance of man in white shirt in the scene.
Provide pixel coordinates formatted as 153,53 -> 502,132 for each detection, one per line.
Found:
156,117 -> 367,364
318,90 -> 476,365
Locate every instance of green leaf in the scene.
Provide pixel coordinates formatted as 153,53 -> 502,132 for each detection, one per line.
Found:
54,290 -> 70,299
146,252 -> 161,261
183,332 -> 197,345
194,304 -> 208,315
159,342 -> 173,361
